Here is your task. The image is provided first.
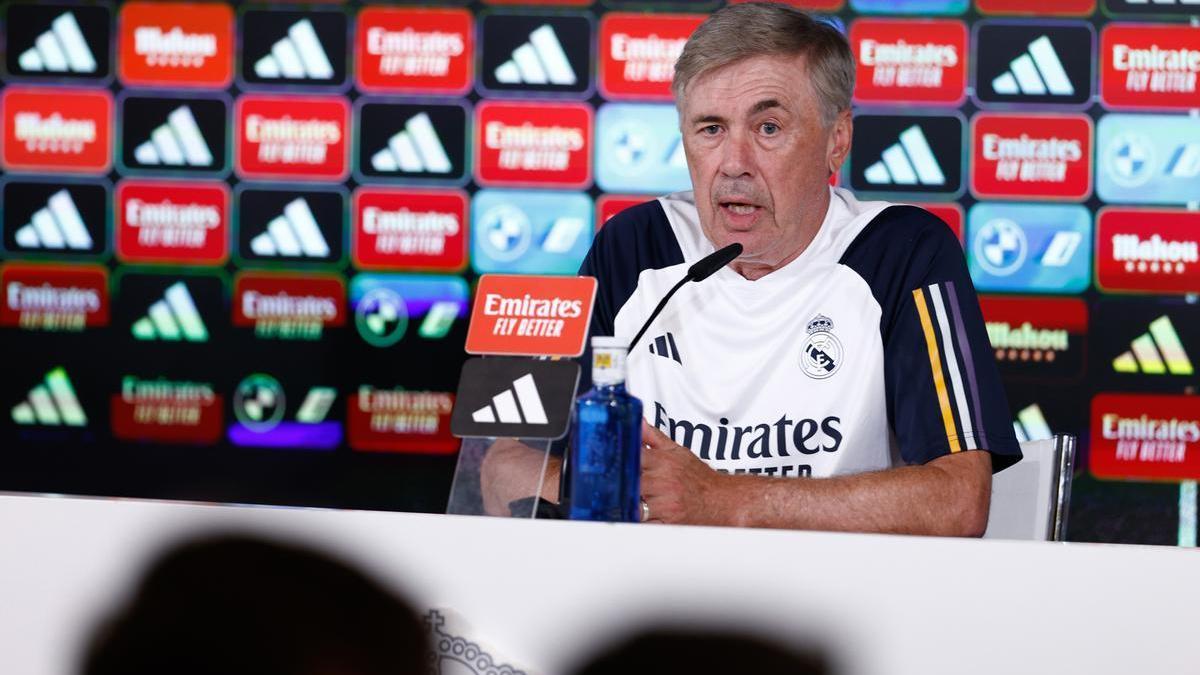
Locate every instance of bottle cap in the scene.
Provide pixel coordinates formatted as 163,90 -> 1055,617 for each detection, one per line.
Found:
591,335 -> 627,351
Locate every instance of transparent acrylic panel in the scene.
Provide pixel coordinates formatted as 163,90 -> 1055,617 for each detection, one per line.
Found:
446,437 -> 558,519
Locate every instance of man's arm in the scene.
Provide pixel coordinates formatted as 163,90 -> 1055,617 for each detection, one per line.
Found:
640,422 -> 992,536
479,439 -> 562,516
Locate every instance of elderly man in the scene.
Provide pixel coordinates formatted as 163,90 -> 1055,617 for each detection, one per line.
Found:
486,2 -> 1021,536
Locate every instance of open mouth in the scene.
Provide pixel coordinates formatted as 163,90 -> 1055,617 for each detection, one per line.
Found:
720,201 -> 762,216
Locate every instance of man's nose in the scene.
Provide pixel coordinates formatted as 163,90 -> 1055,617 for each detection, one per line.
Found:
719,130 -> 755,178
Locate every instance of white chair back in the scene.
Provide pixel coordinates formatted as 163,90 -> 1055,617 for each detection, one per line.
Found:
983,435 -> 1076,541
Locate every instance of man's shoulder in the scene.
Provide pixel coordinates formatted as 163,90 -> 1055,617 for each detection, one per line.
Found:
838,201 -> 963,271
585,195 -> 687,277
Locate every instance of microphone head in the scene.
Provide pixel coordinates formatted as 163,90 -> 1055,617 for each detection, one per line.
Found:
687,243 -> 743,282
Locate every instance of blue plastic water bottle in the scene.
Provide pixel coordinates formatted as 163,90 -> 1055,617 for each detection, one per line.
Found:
567,336 -> 642,522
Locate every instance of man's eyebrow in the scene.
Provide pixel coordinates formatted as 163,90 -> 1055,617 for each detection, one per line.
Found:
749,98 -> 784,115
689,113 -> 726,125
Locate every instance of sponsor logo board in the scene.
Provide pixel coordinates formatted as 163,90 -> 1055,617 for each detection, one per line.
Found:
111,376 -> 223,444
849,113 -> 964,197
1091,393 -> 1200,482
466,274 -> 597,357
235,95 -> 349,181
479,14 -> 592,96
450,357 -> 580,440
980,296 -> 1087,379
114,272 -> 224,344
356,7 -> 472,94
240,10 -> 347,87
2,87 -> 112,173
967,202 -> 1092,293
972,21 -> 1094,107
356,102 -> 467,183
352,189 -> 467,271
5,4 -> 110,80
1100,24 -> 1200,109
347,389 -> 458,454
116,180 -> 229,265
120,95 -> 228,174
850,19 -> 967,105
1096,113 -> 1200,205
117,2 -> 233,87
474,101 -> 592,188
1096,209 -> 1200,295
3,181 -> 108,259
598,13 -> 703,100
970,113 -> 1093,200
227,375 -> 342,450
232,272 -> 345,341
1,263 -> 109,332
596,103 -> 691,194
848,0 -> 969,15
349,275 -> 469,346
471,190 -> 593,274
1093,301 -> 1197,380
236,188 -> 344,266
975,0 -> 1095,15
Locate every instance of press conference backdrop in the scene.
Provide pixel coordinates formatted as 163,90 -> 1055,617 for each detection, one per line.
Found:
1,0 -> 1197,545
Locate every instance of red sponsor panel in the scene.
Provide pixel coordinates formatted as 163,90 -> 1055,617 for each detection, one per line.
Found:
850,19 -> 967,105
974,0 -> 1094,15
598,14 -> 704,100
347,389 -> 458,453
118,2 -> 234,88
232,272 -> 346,330
1096,209 -> 1200,295
2,88 -> 112,174
235,95 -> 350,182
916,203 -> 964,243
352,188 -> 468,271
0,263 -> 109,331
111,384 -> 223,444
597,195 -> 649,228
729,0 -> 845,8
356,8 -> 473,94
466,274 -> 597,357
1100,25 -> 1200,110
474,101 -> 592,188
1091,393 -> 1200,482
116,180 -> 229,265
980,296 -> 1088,378
484,0 -> 590,4
970,113 -> 1092,200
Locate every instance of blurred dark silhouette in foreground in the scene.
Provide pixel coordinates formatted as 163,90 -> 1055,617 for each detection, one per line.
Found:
81,534 -> 429,675
570,628 -> 833,675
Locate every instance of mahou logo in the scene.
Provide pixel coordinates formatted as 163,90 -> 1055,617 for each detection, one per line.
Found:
116,180 -> 229,264
118,2 -> 233,87
235,95 -> 349,181
980,296 -> 1087,380
0,263 -> 109,332
850,19 -> 967,105
347,388 -> 458,454
475,101 -> 592,188
598,13 -> 703,100
1097,208 -> 1200,294
2,87 -> 111,173
971,114 -> 1092,199
233,272 -> 345,340
356,7 -> 472,93
1091,393 -> 1200,481
353,189 -> 467,271
1101,24 -> 1200,109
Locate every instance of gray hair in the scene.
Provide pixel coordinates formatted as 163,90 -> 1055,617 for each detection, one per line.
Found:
672,2 -> 855,127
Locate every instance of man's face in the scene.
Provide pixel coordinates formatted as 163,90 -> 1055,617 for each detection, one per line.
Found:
679,53 -> 850,272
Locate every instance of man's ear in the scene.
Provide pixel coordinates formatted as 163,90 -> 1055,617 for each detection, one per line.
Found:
826,110 -> 853,176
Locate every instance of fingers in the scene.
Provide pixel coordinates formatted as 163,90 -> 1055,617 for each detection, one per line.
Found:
641,420 -> 675,449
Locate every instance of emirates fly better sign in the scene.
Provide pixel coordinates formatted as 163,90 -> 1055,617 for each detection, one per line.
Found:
465,274 -> 596,357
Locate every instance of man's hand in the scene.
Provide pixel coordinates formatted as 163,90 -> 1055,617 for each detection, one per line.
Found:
640,422 -> 729,525
479,439 -> 561,517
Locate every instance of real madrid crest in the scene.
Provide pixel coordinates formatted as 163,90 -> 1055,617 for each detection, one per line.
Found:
801,314 -> 843,379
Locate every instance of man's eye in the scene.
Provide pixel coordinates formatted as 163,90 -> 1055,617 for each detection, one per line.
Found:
701,125 -> 721,135
761,122 -> 779,135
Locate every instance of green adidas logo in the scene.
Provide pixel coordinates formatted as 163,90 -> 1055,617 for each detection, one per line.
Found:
131,282 -> 209,342
11,367 -> 87,427
1112,315 -> 1194,376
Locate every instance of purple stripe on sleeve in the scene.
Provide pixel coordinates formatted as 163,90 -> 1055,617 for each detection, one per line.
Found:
944,281 -> 986,442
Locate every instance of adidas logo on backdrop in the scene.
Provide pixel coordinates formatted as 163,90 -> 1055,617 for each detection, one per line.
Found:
11,367 -> 87,427
480,14 -> 591,95
371,112 -> 452,174
133,106 -> 213,167
248,198 -> 331,259
17,12 -> 97,73
850,114 -> 963,196
1112,315 -> 1193,376
130,281 -> 210,342
241,11 -> 346,86
7,5 -> 110,79
12,190 -> 93,251
974,23 -> 1093,106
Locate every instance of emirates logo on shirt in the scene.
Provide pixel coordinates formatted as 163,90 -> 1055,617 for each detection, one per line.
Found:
851,19 -> 967,105
970,114 -> 1092,200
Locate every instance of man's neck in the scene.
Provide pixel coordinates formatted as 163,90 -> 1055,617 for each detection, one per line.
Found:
729,188 -> 832,281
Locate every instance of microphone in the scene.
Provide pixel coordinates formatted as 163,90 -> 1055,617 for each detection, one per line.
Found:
627,243 -> 742,352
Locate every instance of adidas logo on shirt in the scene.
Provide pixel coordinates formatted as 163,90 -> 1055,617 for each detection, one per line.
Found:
1012,404 -> 1052,443
471,374 -> 548,425
862,125 -> 946,186
494,25 -> 576,86
1112,315 -> 1193,376
132,106 -> 214,167
481,14 -> 590,94
851,114 -> 962,195
16,12 -> 97,73
11,367 -> 87,427
241,11 -> 346,86
975,24 -> 1092,106
371,113 -> 452,174
249,198 -> 331,259
131,281 -> 210,342
12,189 -> 94,251
648,332 -> 683,365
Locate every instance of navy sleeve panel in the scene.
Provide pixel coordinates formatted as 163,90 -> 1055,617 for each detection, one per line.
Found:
575,199 -> 685,395
839,205 -> 1022,473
